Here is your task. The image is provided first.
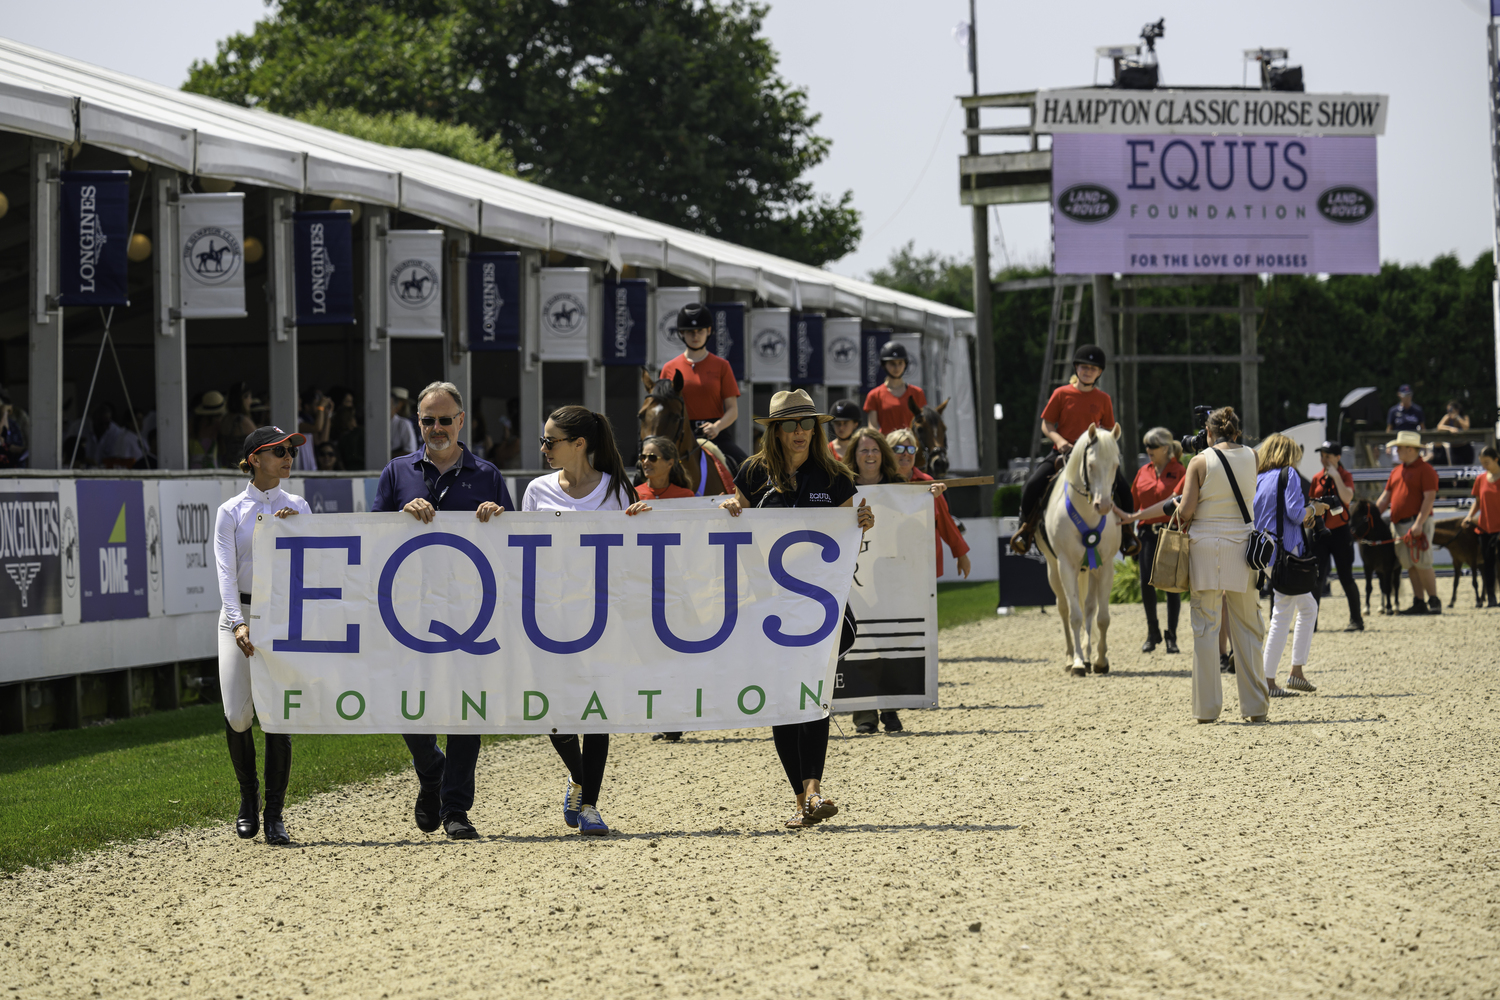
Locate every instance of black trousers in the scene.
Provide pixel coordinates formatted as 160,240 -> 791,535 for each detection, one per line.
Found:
550,734 -> 609,806
1021,448 -> 1133,522
771,717 -> 829,795
1479,531 -> 1500,604
1315,523 -> 1363,623
1137,523 -> 1180,639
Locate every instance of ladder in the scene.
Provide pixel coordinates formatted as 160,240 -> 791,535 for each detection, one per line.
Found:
1026,282 -> 1087,469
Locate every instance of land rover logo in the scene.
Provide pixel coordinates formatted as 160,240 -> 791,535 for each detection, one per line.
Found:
1316,186 -> 1375,225
182,226 -> 243,285
1057,184 -> 1119,224
543,292 -> 587,338
389,259 -> 440,309
754,328 -> 787,361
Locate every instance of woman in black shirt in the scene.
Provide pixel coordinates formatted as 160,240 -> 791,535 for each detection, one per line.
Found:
722,390 -> 873,828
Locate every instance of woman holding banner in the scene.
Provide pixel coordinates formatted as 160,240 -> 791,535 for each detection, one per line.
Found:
214,426 -> 310,845
634,436 -> 695,500
523,405 -> 649,837
721,390 -> 873,828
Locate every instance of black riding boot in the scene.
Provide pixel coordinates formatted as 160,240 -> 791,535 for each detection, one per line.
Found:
224,719 -> 260,840
262,732 -> 292,845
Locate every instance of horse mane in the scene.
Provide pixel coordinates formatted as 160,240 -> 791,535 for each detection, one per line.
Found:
1064,426 -> 1119,491
646,378 -> 680,406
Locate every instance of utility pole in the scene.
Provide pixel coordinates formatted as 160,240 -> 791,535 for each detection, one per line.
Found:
967,0 -> 999,508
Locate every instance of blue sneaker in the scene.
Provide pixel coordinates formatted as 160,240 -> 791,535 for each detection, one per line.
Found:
577,804 -> 609,836
563,780 -> 583,828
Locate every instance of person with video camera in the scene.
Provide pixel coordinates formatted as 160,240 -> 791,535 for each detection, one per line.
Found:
1310,442 -> 1363,631
1013,345 -> 1137,557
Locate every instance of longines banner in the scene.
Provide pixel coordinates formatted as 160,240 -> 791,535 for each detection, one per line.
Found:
834,485 -> 938,712
709,301 -> 746,381
823,317 -> 862,387
467,251 -> 520,352
384,230 -> 444,338
1051,134 -> 1379,275
537,267 -> 591,361
653,286 -> 701,368
248,509 -> 860,733
861,328 -> 891,396
1035,89 -> 1388,137
602,277 -> 648,366
0,485 -> 64,632
293,210 -> 354,326
58,171 -> 130,307
791,312 -> 824,387
178,193 -> 246,319
747,307 -> 790,383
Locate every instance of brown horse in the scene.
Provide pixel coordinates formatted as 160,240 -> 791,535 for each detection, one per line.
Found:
907,396 -> 950,477
637,368 -> 734,497
1432,518 -> 1484,608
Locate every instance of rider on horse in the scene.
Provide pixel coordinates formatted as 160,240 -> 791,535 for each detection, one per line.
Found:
863,342 -> 925,435
827,398 -> 862,462
659,302 -> 748,468
1012,344 -> 1139,557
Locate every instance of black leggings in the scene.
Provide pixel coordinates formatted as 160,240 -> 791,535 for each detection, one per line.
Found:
1021,448 -> 1133,521
1479,531 -> 1500,604
1137,523 -> 1181,638
549,734 -> 609,806
1315,523 -> 1363,623
771,717 -> 829,795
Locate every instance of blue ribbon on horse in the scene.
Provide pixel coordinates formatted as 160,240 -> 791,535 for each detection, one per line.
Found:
1064,491 -> 1104,570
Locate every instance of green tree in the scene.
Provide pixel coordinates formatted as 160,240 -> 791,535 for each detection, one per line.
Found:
185,0 -> 860,265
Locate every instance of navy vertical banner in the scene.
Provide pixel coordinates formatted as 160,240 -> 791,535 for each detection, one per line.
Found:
602,278 -> 648,365
293,211 -> 354,325
59,171 -> 130,307
861,328 -> 890,396
709,302 -> 746,380
791,313 -> 824,387
467,252 -> 521,351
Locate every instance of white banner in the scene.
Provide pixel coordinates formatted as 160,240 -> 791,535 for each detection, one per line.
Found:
747,307 -> 791,383
385,230 -> 444,338
178,193 -> 246,319
653,286 -> 701,369
824,317 -> 863,387
1035,89 -> 1388,137
159,480 -> 231,616
537,267 -> 592,361
836,485 -> 938,712
249,508 -> 860,733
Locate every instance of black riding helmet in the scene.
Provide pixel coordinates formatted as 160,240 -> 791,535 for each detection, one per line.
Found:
879,341 -> 908,363
830,399 -> 862,422
676,302 -> 713,336
1073,344 -> 1107,369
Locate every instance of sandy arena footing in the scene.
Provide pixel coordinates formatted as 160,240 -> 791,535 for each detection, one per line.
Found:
2,592 -> 1497,999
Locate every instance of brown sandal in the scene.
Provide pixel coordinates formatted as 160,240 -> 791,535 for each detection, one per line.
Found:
785,810 -> 810,829
805,794 -> 838,823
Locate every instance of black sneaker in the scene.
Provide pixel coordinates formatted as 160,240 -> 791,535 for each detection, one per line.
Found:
442,812 -> 479,840
880,711 -> 904,733
1398,602 -> 1427,616
414,784 -> 441,833
1219,653 -> 1235,674
1343,620 -> 1364,632
1427,596 -> 1442,614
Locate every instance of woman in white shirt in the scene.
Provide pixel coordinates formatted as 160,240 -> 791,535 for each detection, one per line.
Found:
214,426 -> 310,845
522,406 -> 649,837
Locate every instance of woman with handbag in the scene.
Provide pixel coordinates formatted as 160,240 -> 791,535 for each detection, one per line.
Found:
1254,435 -> 1331,696
1132,427 -> 1187,653
1120,407 -> 1270,723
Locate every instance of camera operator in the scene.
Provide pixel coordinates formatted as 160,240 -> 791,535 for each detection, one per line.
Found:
1309,442 -> 1362,631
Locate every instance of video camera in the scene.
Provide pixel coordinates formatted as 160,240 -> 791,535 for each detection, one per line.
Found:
1179,405 -> 1214,454
1308,479 -> 1344,545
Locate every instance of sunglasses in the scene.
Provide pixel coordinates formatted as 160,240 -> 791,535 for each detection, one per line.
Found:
540,435 -> 579,449
770,417 -> 818,433
420,415 -> 458,427
637,453 -> 663,463
891,444 -> 917,455
255,444 -> 293,459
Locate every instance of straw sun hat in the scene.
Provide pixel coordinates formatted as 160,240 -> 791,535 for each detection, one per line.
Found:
1385,430 -> 1425,449
754,389 -> 834,426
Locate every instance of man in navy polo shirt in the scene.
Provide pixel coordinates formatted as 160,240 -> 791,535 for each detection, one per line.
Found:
372,380 -> 514,840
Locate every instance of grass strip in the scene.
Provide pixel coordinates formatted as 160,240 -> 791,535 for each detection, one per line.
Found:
937,580 -> 998,630
0,705 -> 517,874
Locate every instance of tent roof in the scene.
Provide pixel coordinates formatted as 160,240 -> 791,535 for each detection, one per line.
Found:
0,36 -> 974,337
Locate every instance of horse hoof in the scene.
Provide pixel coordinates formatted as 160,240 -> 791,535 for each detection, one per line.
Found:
1070,667 -> 1088,678
1093,664 -> 1110,675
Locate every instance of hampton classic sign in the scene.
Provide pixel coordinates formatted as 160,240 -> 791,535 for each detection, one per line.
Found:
1034,89 -> 1388,137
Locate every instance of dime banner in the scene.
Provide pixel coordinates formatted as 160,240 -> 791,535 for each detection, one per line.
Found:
747,307 -> 791,383
178,193 -> 246,318
385,230 -> 444,337
292,210 -> 354,326
58,171 -> 130,307
249,508 -> 861,734
467,252 -> 520,352
538,267 -> 592,361
76,480 -> 148,623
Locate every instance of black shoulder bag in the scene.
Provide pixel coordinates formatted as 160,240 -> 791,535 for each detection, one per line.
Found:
1212,448 -> 1276,572
1270,467 -> 1320,596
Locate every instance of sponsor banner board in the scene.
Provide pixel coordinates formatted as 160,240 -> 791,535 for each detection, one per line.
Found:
834,485 -> 938,712
303,478 -> 357,514
791,313 -> 824,387
467,252 -> 520,352
1051,133 -> 1379,275
653,287 -> 701,370
538,267 -> 592,361
602,277 -> 648,366
76,480 -> 148,622
385,230 -> 444,338
158,480 -> 223,616
747,307 -> 791,383
1035,89 -> 1388,137
293,211 -> 354,326
249,509 -> 860,733
823,317 -> 862,387
0,482 -> 64,632
179,193 -> 247,318
708,302 -> 746,381
59,171 -> 130,307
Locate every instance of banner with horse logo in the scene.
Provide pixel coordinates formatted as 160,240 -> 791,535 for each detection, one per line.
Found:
823,317 -> 862,387
890,332 -> 924,389
467,251 -> 520,352
58,171 -> 130,307
293,210 -> 354,326
178,193 -> 246,319
652,286 -> 700,369
791,312 -> 824,387
384,230 -> 444,338
602,277 -> 648,366
248,508 -> 860,734
747,307 -> 791,383
538,267 -> 592,361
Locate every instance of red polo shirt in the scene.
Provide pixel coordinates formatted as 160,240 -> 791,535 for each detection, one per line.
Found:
635,482 -> 694,500
1041,384 -> 1115,445
1132,459 -> 1186,525
1471,473 -> 1500,533
1310,466 -> 1355,529
864,383 -> 927,436
660,352 -> 740,421
1385,459 -> 1439,523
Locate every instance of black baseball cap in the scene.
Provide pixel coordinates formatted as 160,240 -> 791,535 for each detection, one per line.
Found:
831,399 -> 862,422
242,425 -> 307,462
1315,440 -> 1341,454
676,303 -> 713,331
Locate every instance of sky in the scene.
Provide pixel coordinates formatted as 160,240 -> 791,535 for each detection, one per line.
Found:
7,0 -> 1494,281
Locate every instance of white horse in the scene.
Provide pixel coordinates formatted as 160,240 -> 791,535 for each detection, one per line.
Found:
1037,423 -> 1123,677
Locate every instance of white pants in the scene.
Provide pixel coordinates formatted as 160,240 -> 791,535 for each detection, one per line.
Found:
219,614 -> 256,732
1263,589 -> 1318,679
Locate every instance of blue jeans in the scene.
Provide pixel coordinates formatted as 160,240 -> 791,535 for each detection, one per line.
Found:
403,734 -> 480,817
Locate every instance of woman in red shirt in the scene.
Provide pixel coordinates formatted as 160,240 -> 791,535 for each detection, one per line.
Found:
1461,445 -> 1500,608
1132,427 -> 1186,654
634,436 -> 695,500
863,342 -> 926,436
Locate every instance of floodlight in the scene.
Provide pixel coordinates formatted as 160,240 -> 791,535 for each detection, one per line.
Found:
1243,48 -> 1304,91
